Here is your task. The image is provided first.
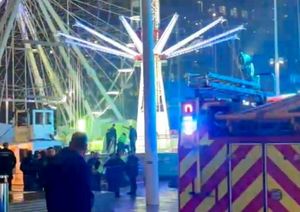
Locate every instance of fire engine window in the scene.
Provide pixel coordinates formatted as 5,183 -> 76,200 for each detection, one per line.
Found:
46,112 -> 52,125
35,112 -> 43,125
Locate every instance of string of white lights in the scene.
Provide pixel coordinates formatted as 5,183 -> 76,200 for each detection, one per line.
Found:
58,33 -> 135,59
166,25 -> 244,58
119,16 -> 143,54
74,21 -> 139,57
154,13 -> 179,54
162,16 -> 226,56
166,34 -> 239,59
49,0 -> 134,77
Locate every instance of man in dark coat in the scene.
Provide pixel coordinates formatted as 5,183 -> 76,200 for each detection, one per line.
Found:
0,142 -> 16,191
104,152 -> 125,197
44,132 -> 94,212
105,129 -> 112,153
20,151 -> 37,191
125,152 -> 139,196
109,124 -> 117,153
129,126 -> 137,153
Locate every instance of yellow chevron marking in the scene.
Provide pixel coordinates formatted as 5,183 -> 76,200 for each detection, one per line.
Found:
268,175 -> 300,211
218,176 -> 227,202
232,144 -> 239,152
233,174 -> 262,211
194,176 -> 228,212
291,144 -> 300,155
232,145 -> 261,186
268,146 -> 300,188
195,194 -> 215,212
180,149 -> 198,178
217,145 -> 261,201
202,145 -> 227,184
199,133 -> 213,145
180,183 -> 193,209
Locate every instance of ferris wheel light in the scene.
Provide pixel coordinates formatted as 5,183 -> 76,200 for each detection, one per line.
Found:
129,16 -> 141,21
91,111 -> 105,117
106,91 -> 120,95
118,68 -> 134,73
77,119 -> 86,132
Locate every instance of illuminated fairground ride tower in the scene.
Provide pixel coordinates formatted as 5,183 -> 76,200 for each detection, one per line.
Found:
58,1 -> 244,152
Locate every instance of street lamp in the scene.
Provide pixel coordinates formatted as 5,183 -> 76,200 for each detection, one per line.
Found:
269,57 -> 284,95
274,0 -> 280,96
269,57 -> 284,65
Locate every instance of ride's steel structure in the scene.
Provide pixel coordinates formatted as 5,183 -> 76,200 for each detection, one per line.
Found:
0,0 -> 136,129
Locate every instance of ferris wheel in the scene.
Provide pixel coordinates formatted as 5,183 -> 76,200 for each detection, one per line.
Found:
0,0 -> 138,128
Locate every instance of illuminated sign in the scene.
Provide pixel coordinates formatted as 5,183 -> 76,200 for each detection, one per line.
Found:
183,103 -> 193,113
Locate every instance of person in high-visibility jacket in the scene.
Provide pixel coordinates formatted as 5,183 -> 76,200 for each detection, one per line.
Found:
117,133 -> 129,153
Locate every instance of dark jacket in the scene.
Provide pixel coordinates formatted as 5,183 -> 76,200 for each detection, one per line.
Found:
0,148 -> 16,175
110,127 -> 117,141
104,156 -> 125,182
38,157 -> 54,188
129,128 -> 137,141
20,157 -> 36,176
44,148 -> 93,212
126,155 -> 139,177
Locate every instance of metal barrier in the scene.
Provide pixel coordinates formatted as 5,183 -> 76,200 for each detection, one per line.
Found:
0,175 -> 8,212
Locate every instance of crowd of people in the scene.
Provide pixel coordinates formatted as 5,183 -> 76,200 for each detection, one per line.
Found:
18,145 -> 139,197
42,132 -> 139,212
0,128 -> 139,212
20,147 -> 58,191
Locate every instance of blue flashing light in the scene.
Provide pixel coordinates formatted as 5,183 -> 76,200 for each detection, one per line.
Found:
182,116 -> 197,135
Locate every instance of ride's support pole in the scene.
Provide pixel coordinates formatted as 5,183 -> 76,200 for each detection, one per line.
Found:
0,175 -> 9,212
141,0 -> 159,206
274,0 -> 280,96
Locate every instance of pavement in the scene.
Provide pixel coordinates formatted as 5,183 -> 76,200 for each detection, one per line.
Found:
9,181 -> 178,212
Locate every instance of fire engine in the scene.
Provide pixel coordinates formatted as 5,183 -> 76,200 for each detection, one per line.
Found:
179,73 -> 300,211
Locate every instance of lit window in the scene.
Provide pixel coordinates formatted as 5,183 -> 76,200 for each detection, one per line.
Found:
219,6 -> 226,16
230,8 -> 238,18
241,10 -> 248,19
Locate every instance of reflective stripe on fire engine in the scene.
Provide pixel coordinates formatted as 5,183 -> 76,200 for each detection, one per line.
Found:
267,144 -> 300,211
180,141 -> 300,211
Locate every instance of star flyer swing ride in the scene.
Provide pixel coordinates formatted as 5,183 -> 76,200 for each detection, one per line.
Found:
57,12 -> 244,152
